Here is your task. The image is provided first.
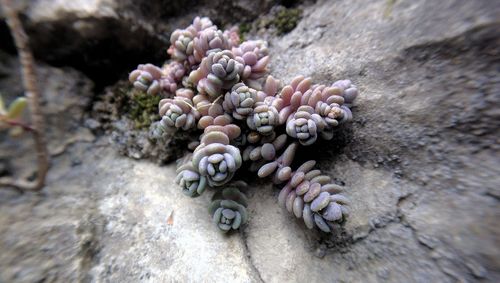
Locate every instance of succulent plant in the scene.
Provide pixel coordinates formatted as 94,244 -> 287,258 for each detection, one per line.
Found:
209,182 -> 248,232
158,88 -> 200,132
176,154 -> 207,197
188,50 -> 245,98
129,62 -> 186,97
246,102 -> 280,136
277,160 -> 349,233
232,40 -> 270,89
223,83 -> 264,120
129,17 -> 359,235
192,125 -> 242,187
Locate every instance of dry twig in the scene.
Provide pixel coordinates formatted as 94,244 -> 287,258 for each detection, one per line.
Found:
0,0 -> 50,191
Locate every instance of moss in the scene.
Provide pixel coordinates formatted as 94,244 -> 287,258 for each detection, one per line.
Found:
118,87 -> 161,129
238,22 -> 251,42
273,8 -> 302,35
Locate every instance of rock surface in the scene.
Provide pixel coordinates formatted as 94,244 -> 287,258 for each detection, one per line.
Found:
1,0 -> 499,282
0,0 -> 277,87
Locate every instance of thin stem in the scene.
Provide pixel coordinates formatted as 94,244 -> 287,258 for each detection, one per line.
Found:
0,116 -> 35,131
0,0 -> 50,191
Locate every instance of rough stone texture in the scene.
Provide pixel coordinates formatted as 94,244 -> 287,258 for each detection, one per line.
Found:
0,0 -> 499,282
255,0 -> 500,282
88,82 -> 191,164
0,0 -> 277,87
0,51 -> 95,178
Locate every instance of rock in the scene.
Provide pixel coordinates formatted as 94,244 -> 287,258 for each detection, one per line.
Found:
0,50 -> 95,177
0,0 -> 277,87
243,0 -> 499,282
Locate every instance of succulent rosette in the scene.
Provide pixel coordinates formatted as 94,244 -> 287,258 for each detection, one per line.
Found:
158,88 -> 200,132
192,126 -> 242,186
176,162 -> 207,197
246,102 -> 280,136
192,28 -> 231,63
223,83 -> 266,120
188,50 -> 244,98
277,160 -> 349,232
223,26 -> 240,48
286,105 -> 325,146
209,185 -> 248,233
129,64 -> 164,95
332,79 -> 358,105
232,40 -> 270,89
168,29 -> 197,62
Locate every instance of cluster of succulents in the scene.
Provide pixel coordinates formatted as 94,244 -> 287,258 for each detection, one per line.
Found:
129,17 -> 358,234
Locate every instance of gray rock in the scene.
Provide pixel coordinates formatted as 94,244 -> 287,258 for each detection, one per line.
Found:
0,0 -> 277,85
246,0 -> 499,282
0,50 -> 95,177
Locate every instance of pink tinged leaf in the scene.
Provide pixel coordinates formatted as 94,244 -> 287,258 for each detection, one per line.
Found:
304,182 -> 321,202
278,184 -> 292,207
305,169 -> 321,180
291,171 -> 305,187
293,197 -> 304,218
303,204 -> 314,229
321,184 -> 343,194
242,52 -> 257,65
201,131 -> 229,145
329,194 -> 350,205
296,180 -> 310,195
311,175 -> 331,185
252,56 -> 269,72
263,75 -> 279,96
323,202 -> 342,221
143,64 -> 162,78
258,161 -> 278,178
198,116 -> 214,129
290,91 -> 302,109
285,190 -> 296,213
280,86 -> 294,104
208,103 -> 224,117
214,115 -> 231,126
277,166 -> 292,181
281,143 -> 298,166
311,192 -> 331,212
272,134 -> 288,151
290,75 -> 305,90
301,89 -> 312,105
314,214 -> 331,233
308,91 -> 322,107
224,124 -> 241,140
198,156 -> 209,175
278,107 -> 292,125
224,153 -> 236,171
175,114 -> 187,128
129,70 -> 141,82
326,95 -> 344,105
261,143 -> 276,160
296,77 -> 311,94
249,147 -> 262,161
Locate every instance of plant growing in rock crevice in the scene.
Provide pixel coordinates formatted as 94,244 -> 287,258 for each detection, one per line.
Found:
130,17 -> 358,234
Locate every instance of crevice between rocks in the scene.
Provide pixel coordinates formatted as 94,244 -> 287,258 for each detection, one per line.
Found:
240,228 -> 265,283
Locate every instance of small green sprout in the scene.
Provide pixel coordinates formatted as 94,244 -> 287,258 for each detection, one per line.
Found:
0,95 -> 31,135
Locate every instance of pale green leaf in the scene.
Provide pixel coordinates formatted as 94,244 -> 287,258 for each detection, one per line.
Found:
7,97 -> 27,119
